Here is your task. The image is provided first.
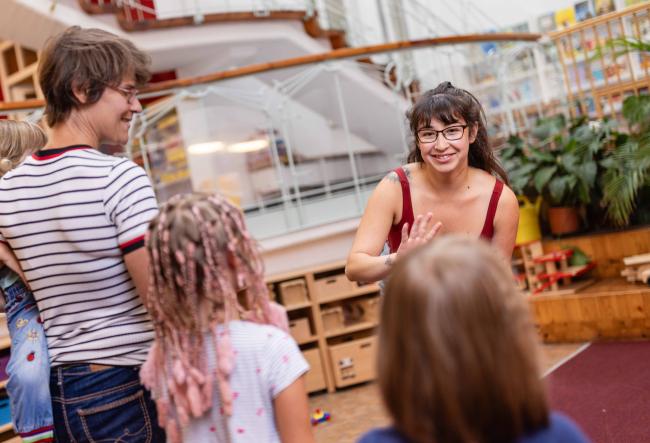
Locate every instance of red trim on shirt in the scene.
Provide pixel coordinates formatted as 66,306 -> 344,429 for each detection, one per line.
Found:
120,235 -> 145,253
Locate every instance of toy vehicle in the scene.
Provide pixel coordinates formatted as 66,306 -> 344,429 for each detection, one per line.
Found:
310,408 -> 331,426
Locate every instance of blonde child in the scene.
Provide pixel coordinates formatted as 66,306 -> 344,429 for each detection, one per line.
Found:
140,193 -> 315,443
0,120 -> 53,443
359,236 -> 590,443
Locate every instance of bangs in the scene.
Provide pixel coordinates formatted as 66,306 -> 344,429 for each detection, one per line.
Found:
411,94 -> 466,131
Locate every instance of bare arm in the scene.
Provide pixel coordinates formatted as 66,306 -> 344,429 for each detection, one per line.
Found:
345,174 -> 401,282
492,185 -> 519,262
346,173 -> 443,282
274,376 -> 315,443
123,247 -> 151,301
0,242 -> 27,284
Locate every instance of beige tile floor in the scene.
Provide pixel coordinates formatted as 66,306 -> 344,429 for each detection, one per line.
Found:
309,342 -> 586,443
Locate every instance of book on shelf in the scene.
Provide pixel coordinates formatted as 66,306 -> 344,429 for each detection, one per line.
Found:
555,6 -> 577,30
538,12 -> 557,33
575,1 -> 595,22
594,0 -> 615,16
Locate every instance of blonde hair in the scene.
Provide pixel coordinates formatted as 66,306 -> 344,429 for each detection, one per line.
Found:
0,120 -> 47,176
379,236 -> 549,443
140,193 -> 281,442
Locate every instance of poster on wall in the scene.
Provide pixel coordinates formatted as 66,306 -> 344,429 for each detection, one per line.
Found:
555,6 -> 577,29
575,1 -> 594,21
538,12 -> 557,33
512,22 -> 530,33
594,0 -> 615,15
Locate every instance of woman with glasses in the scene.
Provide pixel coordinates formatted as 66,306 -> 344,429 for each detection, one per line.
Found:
345,81 -> 519,283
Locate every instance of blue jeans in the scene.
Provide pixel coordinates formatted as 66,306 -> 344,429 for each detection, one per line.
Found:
50,364 -> 165,442
2,275 -> 53,435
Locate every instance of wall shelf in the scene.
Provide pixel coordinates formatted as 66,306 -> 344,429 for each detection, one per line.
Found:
317,284 -> 380,304
324,321 -> 377,339
268,261 -> 381,393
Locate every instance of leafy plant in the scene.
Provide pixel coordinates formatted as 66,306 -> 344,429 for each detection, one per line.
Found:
593,37 -> 650,60
500,98 -> 649,227
527,115 -> 615,207
499,134 -> 537,198
600,94 -> 650,226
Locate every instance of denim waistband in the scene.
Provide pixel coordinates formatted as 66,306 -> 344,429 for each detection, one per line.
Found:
53,364 -> 139,377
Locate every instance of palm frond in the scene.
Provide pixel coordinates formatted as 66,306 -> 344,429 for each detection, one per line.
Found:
602,169 -> 644,226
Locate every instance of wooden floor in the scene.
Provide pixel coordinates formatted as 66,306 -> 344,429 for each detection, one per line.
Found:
309,342 -> 586,443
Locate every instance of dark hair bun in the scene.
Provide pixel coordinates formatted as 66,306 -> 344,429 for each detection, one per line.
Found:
432,81 -> 454,93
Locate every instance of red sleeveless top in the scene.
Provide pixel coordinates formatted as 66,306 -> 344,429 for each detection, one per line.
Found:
387,167 -> 504,253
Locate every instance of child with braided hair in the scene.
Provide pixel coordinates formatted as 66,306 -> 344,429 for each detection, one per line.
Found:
140,193 -> 315,443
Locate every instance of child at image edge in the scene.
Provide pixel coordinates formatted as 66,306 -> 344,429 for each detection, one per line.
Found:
140,193 -> 315,443
358,236 -> 591,443
0,120 -> 54,443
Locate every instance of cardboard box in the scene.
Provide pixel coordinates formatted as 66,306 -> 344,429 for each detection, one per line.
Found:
302,348 -> 327,393
313,273 -> 355,301
329,336 -> 377,387
321,306 -> 344,331
358,297 -> 380,323
279,279 -> 309,305
289,317 -> 311,343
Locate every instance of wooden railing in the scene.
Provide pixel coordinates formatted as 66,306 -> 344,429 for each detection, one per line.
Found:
548,2 -> 650,119
0,33 -> 540,113
77,1 -> 349,49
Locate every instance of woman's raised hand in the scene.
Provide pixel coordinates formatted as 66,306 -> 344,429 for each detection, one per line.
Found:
395,213 -> 442,260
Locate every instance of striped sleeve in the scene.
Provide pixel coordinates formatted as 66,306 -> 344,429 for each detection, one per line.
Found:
103,160 -> 158,254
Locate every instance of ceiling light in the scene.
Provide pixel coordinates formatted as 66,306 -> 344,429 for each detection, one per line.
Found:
187,141 -> 225,155
228,139 -> 269,153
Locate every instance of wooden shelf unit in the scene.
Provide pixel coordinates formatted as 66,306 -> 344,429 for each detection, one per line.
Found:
267,260 -> 381,393
0,39 -> 42,121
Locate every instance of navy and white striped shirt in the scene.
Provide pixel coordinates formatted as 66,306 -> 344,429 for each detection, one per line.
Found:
0,145 -> 158,366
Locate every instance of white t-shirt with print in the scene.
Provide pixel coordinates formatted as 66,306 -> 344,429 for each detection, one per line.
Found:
183,321 -> 309,443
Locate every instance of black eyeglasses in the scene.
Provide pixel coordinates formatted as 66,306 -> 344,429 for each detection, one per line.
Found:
416,125 -> 467,143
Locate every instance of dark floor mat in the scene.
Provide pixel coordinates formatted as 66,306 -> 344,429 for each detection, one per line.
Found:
546,341 -> 650,443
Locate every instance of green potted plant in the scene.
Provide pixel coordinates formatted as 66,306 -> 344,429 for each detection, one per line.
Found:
504,115 -> 618,235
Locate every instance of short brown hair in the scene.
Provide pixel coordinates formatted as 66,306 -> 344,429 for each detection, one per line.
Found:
38,26 -> 151,127
0,120 -> 47,176
379,237 -> 548,443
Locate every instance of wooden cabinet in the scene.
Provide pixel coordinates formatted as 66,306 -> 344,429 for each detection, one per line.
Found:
266,260 -> 381,393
